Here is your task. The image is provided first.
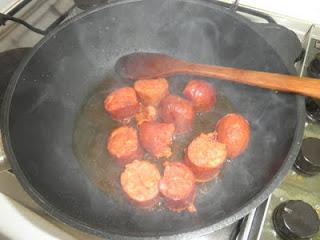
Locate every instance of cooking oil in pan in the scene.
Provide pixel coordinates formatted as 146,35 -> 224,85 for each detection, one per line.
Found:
73,77 -> 236,207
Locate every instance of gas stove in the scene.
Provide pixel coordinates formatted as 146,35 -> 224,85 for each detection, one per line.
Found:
0,1 -> 319,240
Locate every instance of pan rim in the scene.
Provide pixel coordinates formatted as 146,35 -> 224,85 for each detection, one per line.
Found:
1,0 -> 305,239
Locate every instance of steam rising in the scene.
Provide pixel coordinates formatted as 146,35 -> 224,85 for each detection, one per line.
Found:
16,0 -> 299,235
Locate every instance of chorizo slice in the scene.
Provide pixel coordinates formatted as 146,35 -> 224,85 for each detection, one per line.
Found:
139,122 -> 175,159
216,113 -> 250,159
159,95 -> 195,134
134,78 -> 169,106
107,126 -> 143,165
183,80 -> 216,112
160,162 -> 196,212
104,87 -> 139,121
185,133 -> 227,182
121,160 -> 161,208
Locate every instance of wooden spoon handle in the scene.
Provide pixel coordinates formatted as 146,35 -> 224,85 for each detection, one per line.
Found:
180,63 -> 320,99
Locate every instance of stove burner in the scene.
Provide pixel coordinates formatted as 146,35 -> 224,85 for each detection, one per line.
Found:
272,200 -> 319,240
0,48 -> 31,104
308,53 -> 320,78
74,0 -> 109,10
294,137 -> 320,176
305,97 -> 320,122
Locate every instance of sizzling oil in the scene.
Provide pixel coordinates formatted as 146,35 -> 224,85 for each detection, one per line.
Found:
72,77 -> 236,204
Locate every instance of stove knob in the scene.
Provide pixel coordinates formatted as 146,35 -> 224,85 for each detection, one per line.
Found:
273,200 -> 319,240
305,97 -> 320,122
294,137 -> 320,175
307,52 -> 320,78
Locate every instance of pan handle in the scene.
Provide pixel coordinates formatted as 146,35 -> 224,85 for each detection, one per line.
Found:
0,132 -> 10,172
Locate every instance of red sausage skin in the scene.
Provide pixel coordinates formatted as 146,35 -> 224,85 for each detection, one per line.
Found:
159,95 -> 195,134
139,121 -> 175,159
183,80 -> 216,112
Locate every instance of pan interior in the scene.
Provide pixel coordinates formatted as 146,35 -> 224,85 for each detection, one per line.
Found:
7,0 -> 298,237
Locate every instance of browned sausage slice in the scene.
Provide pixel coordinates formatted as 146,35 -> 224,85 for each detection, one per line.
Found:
121,160 -> 161,208
185,132 -> 227,182
216,113 -> 250,159
159,161 -> 196,212
134,78 -> 169,106
107,126 -> 143,165
104,87 -> 139,121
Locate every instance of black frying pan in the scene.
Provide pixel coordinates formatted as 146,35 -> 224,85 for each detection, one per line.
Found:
1,0 -> 305,239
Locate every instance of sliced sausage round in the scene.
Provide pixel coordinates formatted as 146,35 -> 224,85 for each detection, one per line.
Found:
160,161 -> 196,212
185,132 -> 227,182
183,80 -> 216,112
139,121 -> 175,159
159,95 -> 195,134
135,105 -> 158,126
134,78 -> 169,106
121,160 -> 161,208
107,126 -> 143,165
104,87 -> 139,121
216,113 -> 250,159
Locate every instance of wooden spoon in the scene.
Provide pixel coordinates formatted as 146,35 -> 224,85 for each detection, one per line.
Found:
115,52 -> 320,99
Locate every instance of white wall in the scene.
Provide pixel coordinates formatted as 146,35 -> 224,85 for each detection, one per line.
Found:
241,0 -> 320,24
